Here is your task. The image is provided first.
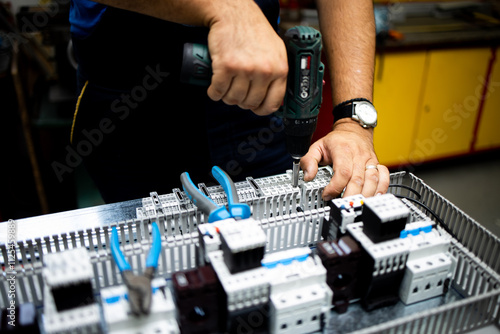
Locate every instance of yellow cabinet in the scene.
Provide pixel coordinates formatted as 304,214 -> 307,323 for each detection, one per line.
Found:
475,54 -> 500,150
373,47 -> 498,167
373,51 -> 427,166
410,48 -> 491,162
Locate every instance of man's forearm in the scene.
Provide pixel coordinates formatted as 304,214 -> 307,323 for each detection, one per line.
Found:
316,0 -> 376,105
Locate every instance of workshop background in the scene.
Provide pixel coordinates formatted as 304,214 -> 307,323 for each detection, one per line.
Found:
1,0 -> 499,234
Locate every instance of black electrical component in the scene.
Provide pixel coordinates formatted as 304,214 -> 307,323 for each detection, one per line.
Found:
361,194 -> 410,243
219,221 -> 266,274
52,281 -> 94,312
220,238 -> 266,274
1,303 -> 40,334
317,236 -> 368,313
225,304 -> 269,334
345,220 -> 410,312
360,261 -> 406,311
172,265 -> 224,334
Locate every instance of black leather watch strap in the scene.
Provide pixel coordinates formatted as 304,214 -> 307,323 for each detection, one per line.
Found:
332,98 -> 372,123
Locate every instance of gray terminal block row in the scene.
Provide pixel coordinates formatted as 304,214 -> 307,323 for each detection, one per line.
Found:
137,167 -> 333,226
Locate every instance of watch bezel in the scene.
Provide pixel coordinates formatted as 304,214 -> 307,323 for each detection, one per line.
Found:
352,101 -> 377,128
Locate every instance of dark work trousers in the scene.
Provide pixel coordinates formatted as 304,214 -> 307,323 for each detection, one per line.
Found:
70,5 -> 292,203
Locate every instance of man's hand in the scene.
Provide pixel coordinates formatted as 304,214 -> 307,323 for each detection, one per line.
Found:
301,120 -> 390,200
308,0 -> 389,199
206,0 -> 288,115
90,0 -> 287,115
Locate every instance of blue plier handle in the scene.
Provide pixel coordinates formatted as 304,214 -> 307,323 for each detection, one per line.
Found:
110,222 -> 161,315
181,166 -> 251,223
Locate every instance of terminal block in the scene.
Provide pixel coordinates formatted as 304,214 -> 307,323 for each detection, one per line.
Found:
317,236 -> 366,313
361,194 -> 410,243
208,251 -> 270,333
323,195 -> 365,240
347,223 -> 411,311
42,248 -> 101,334
172,266 -> 224,334
264,249 -> 332,334
398,222 -> 456,305
101,278 -> 179,334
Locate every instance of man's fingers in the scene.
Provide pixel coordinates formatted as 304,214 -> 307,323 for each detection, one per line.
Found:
360,164 -> 379,197
342,163 -> 365,197
251,76 -> 287,115
221,75 -> 251,106
300,144 -> 322,182
207,64 -> 287,115
323,152 -> 353,200
207,69 -> 232,102
375,164 -> 390,195
241,79 -> 268,110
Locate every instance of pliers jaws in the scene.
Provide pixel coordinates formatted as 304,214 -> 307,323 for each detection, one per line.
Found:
110,222 -> 162,316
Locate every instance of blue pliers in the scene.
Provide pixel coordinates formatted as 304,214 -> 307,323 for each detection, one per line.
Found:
110,222 -> 162,316
180,166 -> 251,223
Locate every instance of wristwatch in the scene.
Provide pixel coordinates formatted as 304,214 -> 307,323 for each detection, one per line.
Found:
333,99 -> 378,128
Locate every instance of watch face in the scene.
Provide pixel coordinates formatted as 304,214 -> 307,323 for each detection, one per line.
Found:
356,103 -> 377,126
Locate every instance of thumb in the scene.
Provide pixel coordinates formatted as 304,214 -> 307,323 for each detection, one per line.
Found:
300,141 -> 323,182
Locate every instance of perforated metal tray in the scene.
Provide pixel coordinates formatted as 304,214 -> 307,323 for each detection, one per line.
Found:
0,168 -> 498,333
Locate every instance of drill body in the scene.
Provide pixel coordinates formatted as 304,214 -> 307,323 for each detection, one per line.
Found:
279,26 -> 324,186
280,26 -> 324,162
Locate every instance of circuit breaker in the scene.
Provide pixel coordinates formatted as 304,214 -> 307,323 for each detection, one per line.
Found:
265,248 -> 332,334
398,221 -> 456,305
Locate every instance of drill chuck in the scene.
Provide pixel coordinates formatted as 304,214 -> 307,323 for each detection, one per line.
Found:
284,117 -> 318,159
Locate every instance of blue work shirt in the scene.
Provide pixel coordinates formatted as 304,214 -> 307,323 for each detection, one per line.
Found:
69,0 -> 279,38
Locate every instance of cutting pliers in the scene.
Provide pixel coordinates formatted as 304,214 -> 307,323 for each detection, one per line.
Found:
110,222 -> 162,316
180,166 -> 251,223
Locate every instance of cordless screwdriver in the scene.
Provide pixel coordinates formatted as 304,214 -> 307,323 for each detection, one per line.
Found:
180,26 -> 324,187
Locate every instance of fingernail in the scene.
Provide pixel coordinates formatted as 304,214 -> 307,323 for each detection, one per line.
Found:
376,192 -> 383,196
323,195 -> 333,201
